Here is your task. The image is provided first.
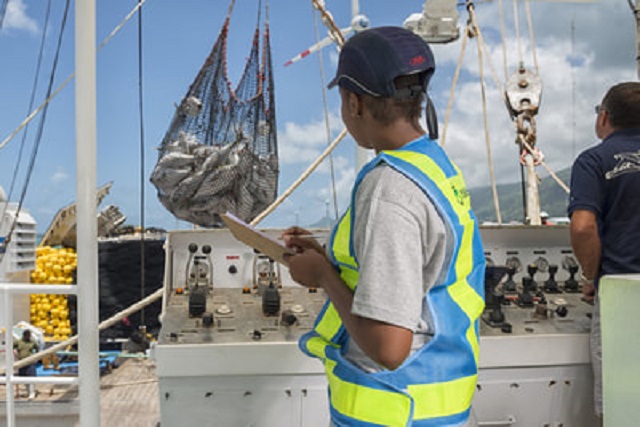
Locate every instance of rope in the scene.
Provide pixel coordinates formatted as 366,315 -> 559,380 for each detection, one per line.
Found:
311,0 -> 345,46
498,0 -> 509,81
513,0 -> 524,65
0,0 -> 52,225
478,27 -> 505,95
251,128 -> 348,226
440,28 -> 469,147
0,0 -> 148,151
1,0 -> 70,253
137,0 -> 147,326
518,135 -> 570,193
312,7 -> 340,220
524,0 -> 539,74
470,3 -> 502,225
1,288 -> 165,374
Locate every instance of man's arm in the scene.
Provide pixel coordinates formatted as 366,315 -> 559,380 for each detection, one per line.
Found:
570,209 -> 601,298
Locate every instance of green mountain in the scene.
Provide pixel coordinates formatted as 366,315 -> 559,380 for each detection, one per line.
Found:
469,167 -> 572,223
306,167 -> 571,228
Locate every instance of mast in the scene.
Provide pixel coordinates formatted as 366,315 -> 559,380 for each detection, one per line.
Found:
75,0 -> 101,425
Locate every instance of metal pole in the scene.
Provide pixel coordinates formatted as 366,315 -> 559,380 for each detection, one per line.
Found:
4,289 -> 15,427
75,0 -> 100,425
524,154 -> 541,226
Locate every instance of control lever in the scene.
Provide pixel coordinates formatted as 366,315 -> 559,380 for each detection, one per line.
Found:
482,266 -> 510,329
518,277 -> 535,308
262,283 -> 281,316
504,256 -> 522,293
185,243 -> 199,290
562,256 -> 580,293
503,266 -> 517,293
564,265 -> 580,293
543,264 -> 561,293
526,264 -> 539,292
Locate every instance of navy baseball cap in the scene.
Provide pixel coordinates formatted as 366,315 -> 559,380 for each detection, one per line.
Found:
327,26 -> 435,98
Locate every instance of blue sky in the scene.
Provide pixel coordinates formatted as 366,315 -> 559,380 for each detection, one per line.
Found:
0,0 -> 637,234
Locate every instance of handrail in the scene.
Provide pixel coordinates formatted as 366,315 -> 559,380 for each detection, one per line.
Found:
1,282 -> 78,427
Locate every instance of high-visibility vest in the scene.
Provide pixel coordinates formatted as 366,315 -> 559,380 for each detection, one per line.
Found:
299,136 -> 485,426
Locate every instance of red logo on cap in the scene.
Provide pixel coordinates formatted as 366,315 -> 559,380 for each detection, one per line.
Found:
409,55 -> 426,66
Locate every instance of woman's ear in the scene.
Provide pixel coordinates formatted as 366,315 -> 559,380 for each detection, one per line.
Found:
348,92 -> 362,118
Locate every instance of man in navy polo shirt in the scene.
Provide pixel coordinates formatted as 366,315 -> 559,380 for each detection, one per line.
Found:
568,81 -> 640,420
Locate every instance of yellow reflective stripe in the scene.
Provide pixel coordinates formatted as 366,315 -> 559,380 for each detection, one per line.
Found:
326,360 -> 412,427
331,208 -> 357,270
408,374 -> 477,420
306,335 -> 330,359
466,324 -> 480,364
313,208 -> 359,343
386,150 -> 482,302
314,304 -> 343,342
386,150 -> 484,361
340,267 -> 358,290
448,223 -> 483,361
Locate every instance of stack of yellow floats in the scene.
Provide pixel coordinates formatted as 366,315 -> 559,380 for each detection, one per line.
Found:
30,246 -> 76,341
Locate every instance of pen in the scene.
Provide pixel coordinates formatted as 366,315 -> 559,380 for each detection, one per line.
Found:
278,234 -> 329,240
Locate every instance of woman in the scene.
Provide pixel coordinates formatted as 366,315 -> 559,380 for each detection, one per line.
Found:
282,26 -> 485,426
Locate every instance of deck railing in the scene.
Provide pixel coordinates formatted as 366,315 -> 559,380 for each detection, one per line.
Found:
0,282 -> 79,427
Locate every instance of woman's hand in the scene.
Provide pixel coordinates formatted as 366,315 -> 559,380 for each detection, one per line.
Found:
281,227 -> 323,252
285,249 -> 333,289
282,226 -> 331,288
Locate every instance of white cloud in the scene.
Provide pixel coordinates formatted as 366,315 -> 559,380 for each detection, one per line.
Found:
1,0 -> 38,34
426,0 -> 637,195
272,1 -> 637,226
51,168 -> 69,184
278,111 -> 344,165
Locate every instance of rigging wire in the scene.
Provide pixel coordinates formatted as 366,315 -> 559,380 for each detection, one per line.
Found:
0,0 -> 147,151
524,0 -> 539,74
469,3 -> 502,224
0,0 -> 7,31
513,0 -> 524,64
440,27 -> 469,147
252,129 -> 348,226
1,0 -> 71,252
312,6 -> 339,221
498,0 -> 509,81
137,0 -> 146,327
0,0 -> 52,227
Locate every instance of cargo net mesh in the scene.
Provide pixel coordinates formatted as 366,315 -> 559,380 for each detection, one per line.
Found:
151,10 -> 278,227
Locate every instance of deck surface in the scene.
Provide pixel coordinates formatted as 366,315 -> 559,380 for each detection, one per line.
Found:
1,357 -> 160,426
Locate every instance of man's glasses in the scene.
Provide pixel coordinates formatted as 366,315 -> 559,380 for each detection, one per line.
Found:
595,105 -> 603,114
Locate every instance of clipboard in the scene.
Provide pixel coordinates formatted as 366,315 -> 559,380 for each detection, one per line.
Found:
221,212 -> 294,266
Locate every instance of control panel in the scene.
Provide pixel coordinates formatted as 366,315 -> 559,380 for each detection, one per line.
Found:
155,225 -> 599,427
157,228 -> 328,348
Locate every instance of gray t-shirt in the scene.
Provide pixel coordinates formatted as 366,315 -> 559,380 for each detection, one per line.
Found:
344,164 -> 453,372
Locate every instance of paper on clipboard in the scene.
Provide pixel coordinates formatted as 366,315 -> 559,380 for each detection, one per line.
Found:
221,212 -> 294,266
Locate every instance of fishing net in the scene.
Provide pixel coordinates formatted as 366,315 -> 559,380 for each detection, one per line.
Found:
150,5 -> 278,227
